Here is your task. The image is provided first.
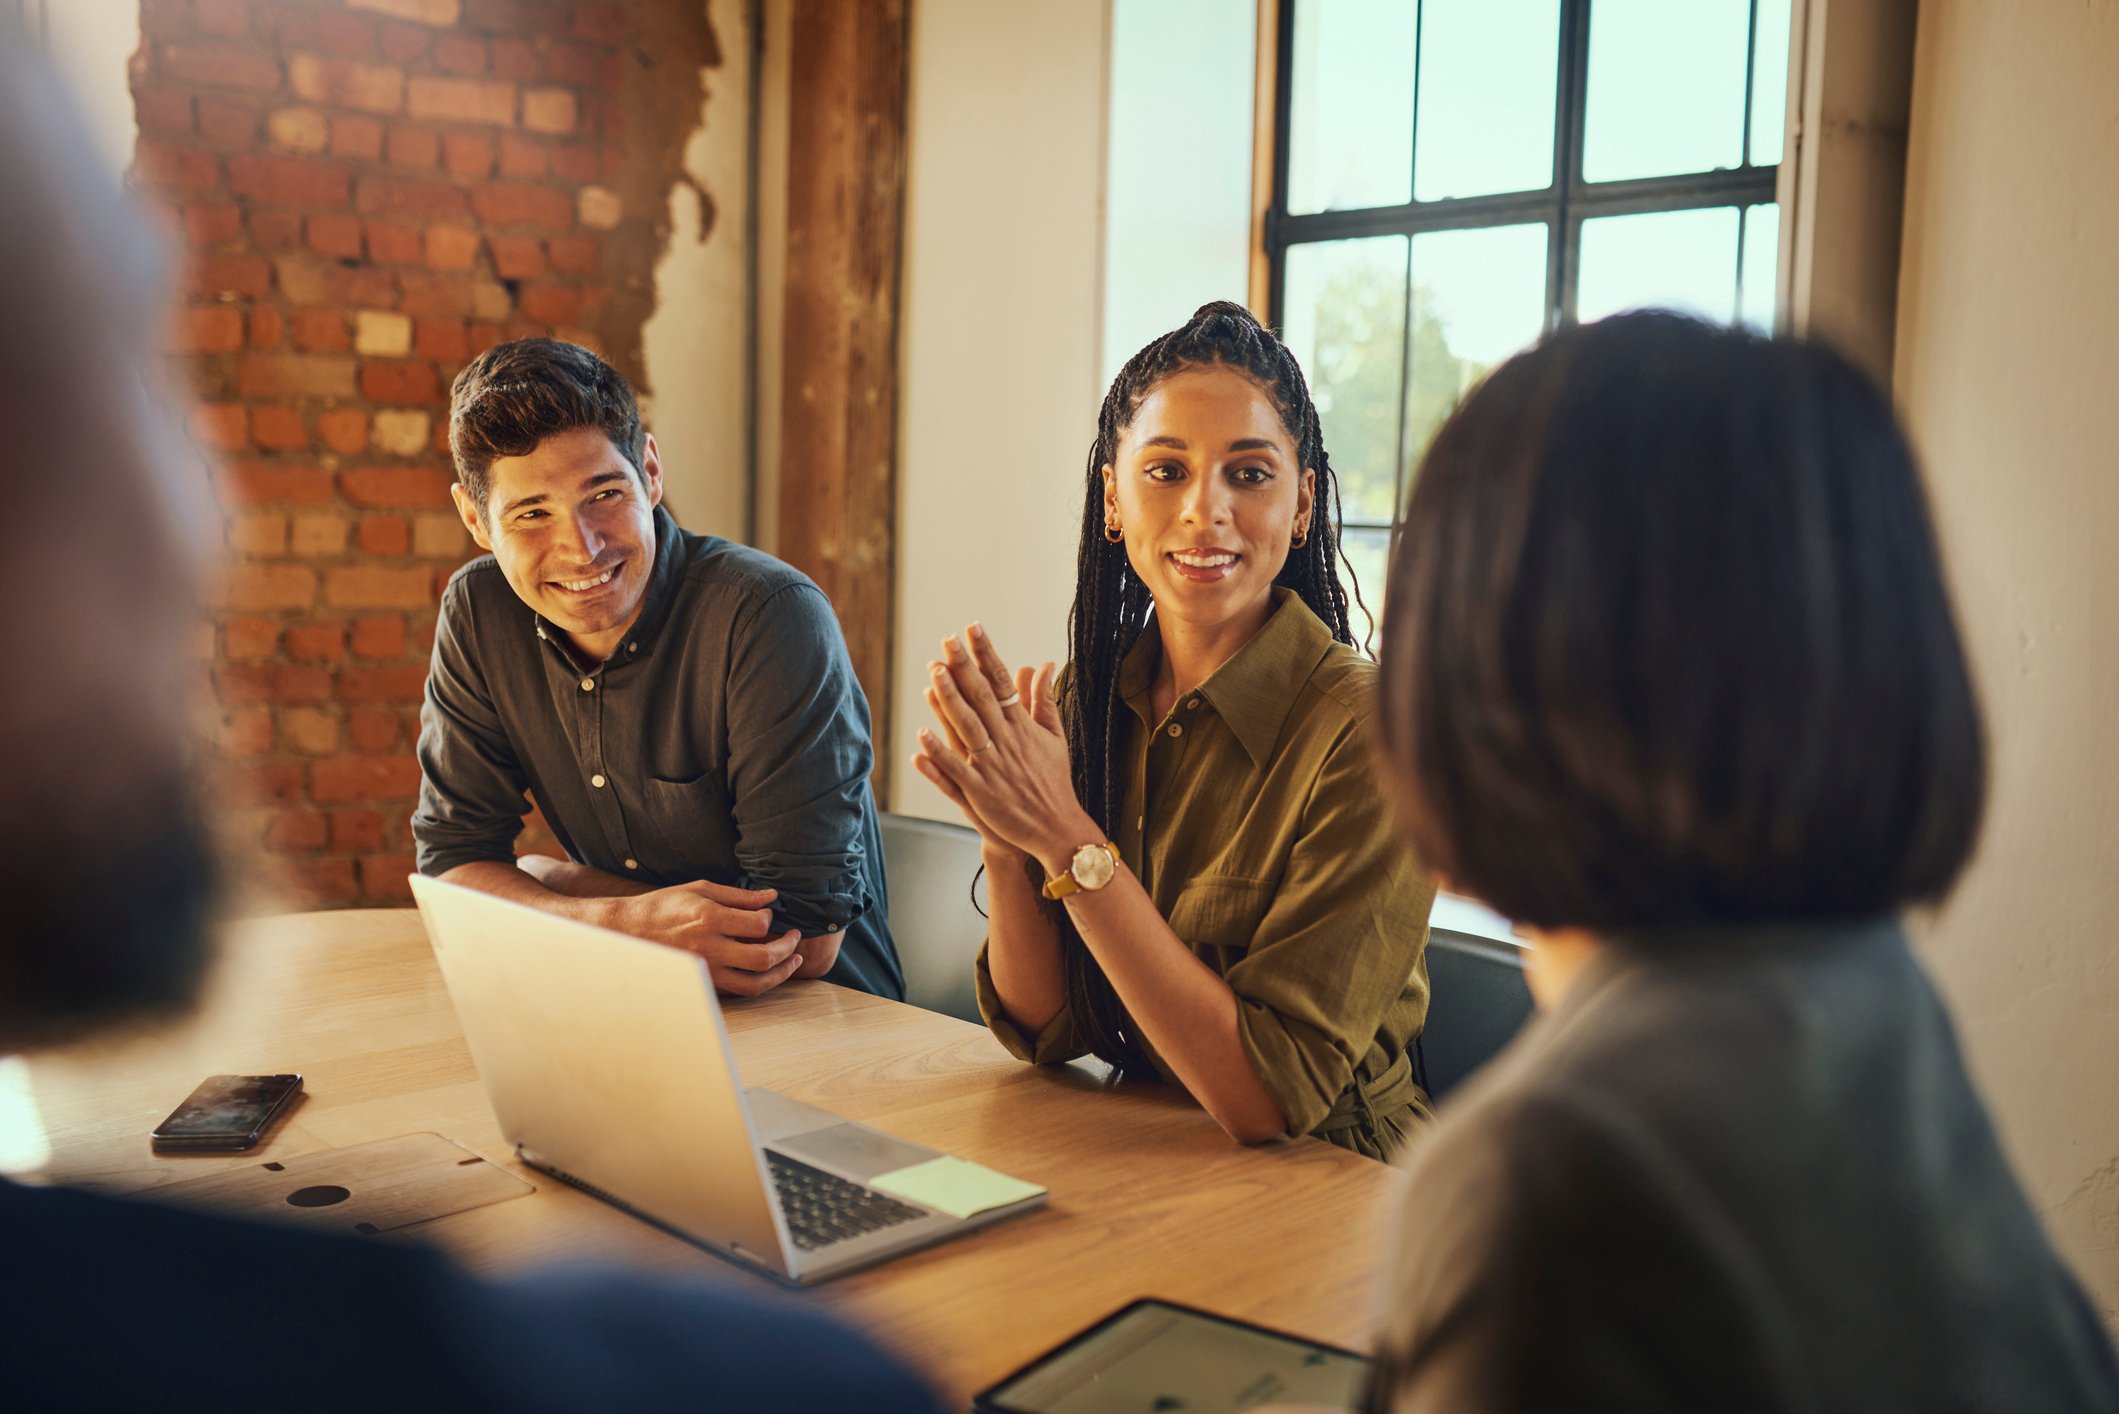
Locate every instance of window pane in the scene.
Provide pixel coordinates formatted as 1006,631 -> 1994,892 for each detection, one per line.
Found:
1583,0 -> 1751,182
1406,224 -> 1549,470
1576,207 -> 1741,324
1282,237 -> 1409,527
1287,0 -> 1414,214
1338,525 -> 1392,654
1413,0 -> 1561,201
1738,202 -> 1780,331
1750,0 -> 1793,167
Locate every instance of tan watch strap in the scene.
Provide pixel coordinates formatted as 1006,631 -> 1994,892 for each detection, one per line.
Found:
1042,842 -> 1119,901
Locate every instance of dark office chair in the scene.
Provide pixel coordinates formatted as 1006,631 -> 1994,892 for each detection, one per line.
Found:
877,812 -> 988,1024
1414,928 -> 1535,1103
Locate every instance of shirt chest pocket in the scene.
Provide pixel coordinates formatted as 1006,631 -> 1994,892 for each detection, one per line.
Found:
634,769 -> 737,872
1165,875 -> 1275,967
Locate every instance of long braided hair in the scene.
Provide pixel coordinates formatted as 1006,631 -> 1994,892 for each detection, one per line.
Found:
1057,300 -> 1367,1074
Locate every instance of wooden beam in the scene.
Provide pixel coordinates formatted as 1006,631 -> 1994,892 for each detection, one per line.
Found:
775,0 -> 911,793
1248,0 -> 1281,319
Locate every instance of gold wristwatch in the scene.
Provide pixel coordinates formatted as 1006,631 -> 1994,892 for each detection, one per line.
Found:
1042,841 -> 1120,900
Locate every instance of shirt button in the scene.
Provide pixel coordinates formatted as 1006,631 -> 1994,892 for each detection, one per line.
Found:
1186,697 -> 1201,711
627,642 -> 638,653
624,858 -> 638,870
580,677 -> 596,692
1167,722 -> 1183,737
591,774 -> 607,788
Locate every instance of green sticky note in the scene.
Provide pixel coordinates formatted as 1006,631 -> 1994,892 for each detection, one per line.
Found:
868,1156 -> 1045,1219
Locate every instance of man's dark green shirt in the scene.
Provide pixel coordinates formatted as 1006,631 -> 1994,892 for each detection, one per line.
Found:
413,506 -> 903,999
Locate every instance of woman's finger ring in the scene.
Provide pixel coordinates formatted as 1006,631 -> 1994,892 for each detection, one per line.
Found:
993,689 -> 1021,709
968,739 -> 996,757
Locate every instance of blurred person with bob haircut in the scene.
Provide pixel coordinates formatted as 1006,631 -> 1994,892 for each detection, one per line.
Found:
1364,311 -> 2119,1411
0,27 -> 935,1413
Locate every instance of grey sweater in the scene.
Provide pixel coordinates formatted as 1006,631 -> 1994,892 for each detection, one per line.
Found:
1368,917 -> 2119,1412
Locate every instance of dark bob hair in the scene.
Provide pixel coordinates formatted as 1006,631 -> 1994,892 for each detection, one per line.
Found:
1378,311 -> 1986,930
449,337 -> 645,513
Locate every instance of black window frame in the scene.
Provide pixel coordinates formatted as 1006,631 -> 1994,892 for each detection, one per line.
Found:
1265,0 -> 1784,530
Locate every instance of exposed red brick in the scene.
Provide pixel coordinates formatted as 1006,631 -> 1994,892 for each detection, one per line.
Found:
288,53 -> 405,115
237,351 -> 358,400
224,616 -> 281,660
212,562 -> 318,612
216,663 -> 333,704
518,284 -> 583,326
351,614 -> 410,659
137,89 -> 197,136
225,762 -> 307,807
291,308 -> 351,353
487,234 -> 543,279
305,211 -> 364,260
274,255 -> 398,307
357,515 -> 413,555
330,808 -> 388,853
489,38 -> 539,82
247,207 -> 304,251
471,181 -> 573,230
542,42 -> 601,86
190,402 -> 249,450
195,94 -> 262,147
496,131 -> 547,178
137,140 -> 222,191
397,273 -> 475,319
442,132 -> 494,180
359,360 -> 445,405
288,856 -> 360,903
160,40 -> 282,93
340,465 -> 455,508
226,510 -> 288,556
377,21 -> 435,65
422,226 -> 481,272
365,221 -> 425,265
414,318 -> 470,361
326,565 -> 434,610
284,621 -> 348,661
356,174 -> 470,222
317,408 -> 370,455
434,34 -> 488,74
550,143 -> 599,184
335,666 -> 432,704
219,704 -> 275,758
250,405 -> 308,450
571,2 -> 623,45
170,305 -> 246,356
357,855 -> 418,902
192,0 -> 252,39
386,123 -> 440,170
330,114 -> 386,162
227,152 -> 350,208
347,708 -> 402,753
462,0 -> 526,34
248,305 -> 285,348
407,75 -> 516,127
188,250 -> 273,298
268,808 -> 330,852
183,201 -> 243,246
316,11 -> 378,59
216,461 -> 336,507
544,236 -> 598,277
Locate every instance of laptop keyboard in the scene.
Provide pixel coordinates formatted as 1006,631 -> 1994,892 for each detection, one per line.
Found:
766,1150 -> 926,1251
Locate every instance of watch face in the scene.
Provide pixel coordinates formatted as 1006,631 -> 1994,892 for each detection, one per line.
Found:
1071,843 -> 1116,890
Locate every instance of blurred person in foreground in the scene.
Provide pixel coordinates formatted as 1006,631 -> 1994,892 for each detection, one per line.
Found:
0,30 -> 935,1413
1365,312 -> 2119,1411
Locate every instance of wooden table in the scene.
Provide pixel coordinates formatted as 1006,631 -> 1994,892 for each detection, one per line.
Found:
25,910 -> 1408,1405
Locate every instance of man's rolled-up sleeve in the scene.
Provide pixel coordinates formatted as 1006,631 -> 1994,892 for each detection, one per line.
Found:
413,581 -> 532,877
723,582 -> 875,936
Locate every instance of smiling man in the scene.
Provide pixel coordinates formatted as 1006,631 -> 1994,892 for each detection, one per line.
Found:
413,339 -> 903,999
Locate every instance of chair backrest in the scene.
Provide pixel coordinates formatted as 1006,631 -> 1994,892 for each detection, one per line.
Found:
877,812 -> 989,1024
1418,929 -> 1535,1103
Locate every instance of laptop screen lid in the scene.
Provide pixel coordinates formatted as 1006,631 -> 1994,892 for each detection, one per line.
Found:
408,874 -> 795,1274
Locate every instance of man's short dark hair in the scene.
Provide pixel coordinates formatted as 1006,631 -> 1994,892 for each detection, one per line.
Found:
1378,311 -> 1987,931
448,338 -> 645,513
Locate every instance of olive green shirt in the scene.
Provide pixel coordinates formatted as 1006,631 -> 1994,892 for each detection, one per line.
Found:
975,589 -> 1436,1161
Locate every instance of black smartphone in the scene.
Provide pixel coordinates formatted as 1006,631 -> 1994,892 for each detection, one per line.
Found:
972,1298 -> 1371,1413
150,1073 -> 303,1153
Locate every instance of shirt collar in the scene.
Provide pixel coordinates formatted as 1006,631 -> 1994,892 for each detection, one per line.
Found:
531,504 -> 687,665
1117,588 -> 1340,767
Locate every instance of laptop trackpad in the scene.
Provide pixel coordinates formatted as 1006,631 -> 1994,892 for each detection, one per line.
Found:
776,1122 -> 936,1181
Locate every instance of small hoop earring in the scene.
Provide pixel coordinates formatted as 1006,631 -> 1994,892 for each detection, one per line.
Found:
1290,526 -> 1308,549
1104,522 -> 1124,543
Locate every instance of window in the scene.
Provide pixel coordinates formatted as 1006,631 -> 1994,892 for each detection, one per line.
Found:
1266,0 -> 1793,618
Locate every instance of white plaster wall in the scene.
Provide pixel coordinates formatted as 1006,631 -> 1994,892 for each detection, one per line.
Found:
21,0 -> 139,174
890,0 -> 1108,817
640,0 -> 752,540
1895,0 -> 2119,1324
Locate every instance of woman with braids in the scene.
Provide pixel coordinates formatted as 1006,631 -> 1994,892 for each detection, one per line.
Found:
913,301 -> 1436,1161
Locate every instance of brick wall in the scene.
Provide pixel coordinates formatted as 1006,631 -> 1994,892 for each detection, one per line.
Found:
131,0 -> 716,905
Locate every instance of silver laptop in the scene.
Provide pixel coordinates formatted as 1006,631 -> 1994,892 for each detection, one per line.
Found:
408,874 -> 1046,1284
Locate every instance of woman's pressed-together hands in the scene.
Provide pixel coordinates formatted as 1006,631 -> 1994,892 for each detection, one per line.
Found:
912,623 -> 1098,871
